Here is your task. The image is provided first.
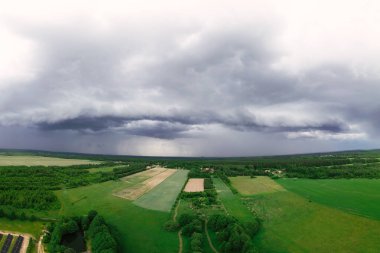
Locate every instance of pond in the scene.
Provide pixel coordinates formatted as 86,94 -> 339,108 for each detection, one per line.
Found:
61,231 -> 86,252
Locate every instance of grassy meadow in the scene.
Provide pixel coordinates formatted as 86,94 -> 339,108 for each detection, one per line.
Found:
232,176 -> 380,253
230,176 -> 285,195
213,177 -> 253,222
56,180 -> 179,253
0,218 -> 44,238
278,178 -> 380,220
248,191 -> 380,253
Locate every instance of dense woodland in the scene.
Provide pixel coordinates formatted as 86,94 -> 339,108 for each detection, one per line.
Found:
0,161 -> 148,210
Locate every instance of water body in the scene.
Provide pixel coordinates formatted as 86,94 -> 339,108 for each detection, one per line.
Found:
61,231 -> 86,252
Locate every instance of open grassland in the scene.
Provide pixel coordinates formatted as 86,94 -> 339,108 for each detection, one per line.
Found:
230,176 -> 285,195
56,180 -> 179,253
184,178 -> 204,192
87,165 -> 122,173
0,219 -> 43,239
133,170 -> 189,212
115,168 -> 176,200
0,155 -> 99,166
278,178 -> 380,220
247,190 -> 380,253
213,177 -> 254,222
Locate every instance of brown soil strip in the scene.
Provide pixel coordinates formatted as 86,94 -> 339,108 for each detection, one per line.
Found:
178,230 -> 183,253
184,178 -> 204,192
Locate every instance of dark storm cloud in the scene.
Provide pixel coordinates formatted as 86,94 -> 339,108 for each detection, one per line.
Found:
35,111 -> 348,139
1,11 -> 380,156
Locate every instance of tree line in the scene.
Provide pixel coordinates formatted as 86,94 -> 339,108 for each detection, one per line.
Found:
45,210 -> 118,253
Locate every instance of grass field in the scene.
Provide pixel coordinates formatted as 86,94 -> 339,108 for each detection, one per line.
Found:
247,191 -> 380,253
278,178 -> 380,220
0,218 -> 44,238
56,180 -> 179,253
87,165 -> 120,173
213,177 -> 254,222
230,176 -> 285,195
133,170 -> 188,212
0,155 -> 99,166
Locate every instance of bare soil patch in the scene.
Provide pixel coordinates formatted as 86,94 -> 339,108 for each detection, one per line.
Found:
184,178 -> 204,192
115,168 -> 177,200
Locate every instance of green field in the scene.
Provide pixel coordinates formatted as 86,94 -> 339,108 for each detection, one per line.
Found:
56,180 -> 179,253
213,177 -> 254,222
0,218 -> 44,238
133,170 -> 189,212
0,155 -> 99,166
237,177 -> 380,253
230,176 -> 285,195
278,178 -> 380,220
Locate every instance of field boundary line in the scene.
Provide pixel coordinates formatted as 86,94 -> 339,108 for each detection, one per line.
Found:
173,199 -> 181,221
178,230 -> 183,253
205,219 -> 218,253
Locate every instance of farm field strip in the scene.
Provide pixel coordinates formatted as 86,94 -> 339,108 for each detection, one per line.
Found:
212,177 -> 254,222
114,168 -> 177,200
230,176 -> 285,195
184,178 -> 204,192
0,155 -> 99,166
133,170 -> 189,212
278,178 -> 380,220
122,166 -> 167,183
248,190 -> 380,253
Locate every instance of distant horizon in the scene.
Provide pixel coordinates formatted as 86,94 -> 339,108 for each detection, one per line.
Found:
0,146 -> 378,159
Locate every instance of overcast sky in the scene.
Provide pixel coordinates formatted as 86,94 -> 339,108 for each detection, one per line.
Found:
0,0 -> 380,156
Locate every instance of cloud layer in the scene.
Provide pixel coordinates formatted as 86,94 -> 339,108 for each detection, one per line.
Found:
0,0 -> 379,156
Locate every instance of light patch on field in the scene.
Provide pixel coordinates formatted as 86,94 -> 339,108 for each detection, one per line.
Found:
114,168 -> 176,200
0,155 -> 99,166
184,178 -> 204,192
122,167 -> 167,183
230,176 -> 285,195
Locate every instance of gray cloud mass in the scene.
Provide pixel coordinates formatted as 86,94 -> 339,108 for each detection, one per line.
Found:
0,1 -> 380,156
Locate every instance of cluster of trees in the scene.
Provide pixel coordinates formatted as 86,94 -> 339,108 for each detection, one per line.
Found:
208,214 -> 260,253
178,213 -> 205,253
0,189 -> 58,210
179,213 -> 203,237
181,189 -> 217,208
87,213 -> 117,253
188,168 -> 212,178
285,164 -> 380,178
0,208 -> 37,221
112,163 -> 148,178
190,232 -> 203,252
45,210 -> 117,253
212,157 -> 380,179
